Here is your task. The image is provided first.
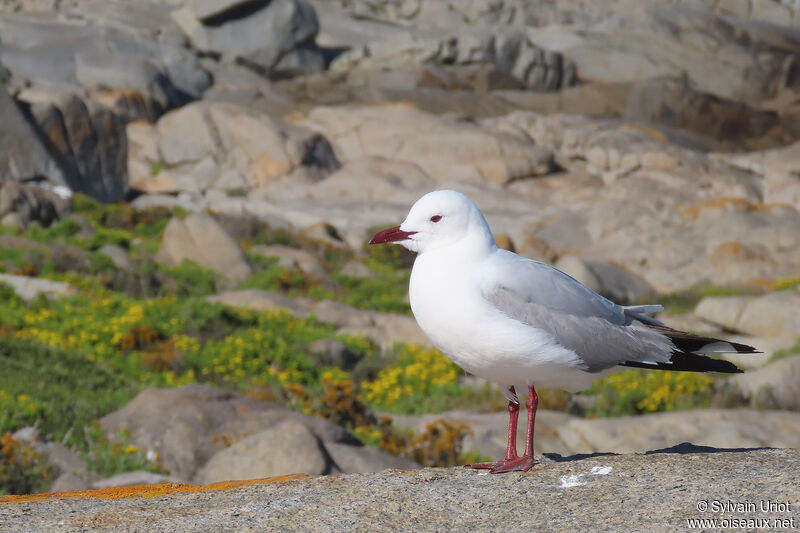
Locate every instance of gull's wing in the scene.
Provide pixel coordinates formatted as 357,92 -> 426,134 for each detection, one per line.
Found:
481,249 -> 674,372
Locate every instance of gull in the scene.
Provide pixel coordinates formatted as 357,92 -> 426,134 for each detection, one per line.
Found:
369,190 -> 757,473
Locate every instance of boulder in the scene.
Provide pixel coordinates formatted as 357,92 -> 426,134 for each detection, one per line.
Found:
527,5 -> 800,104
0,88 -> 68,186
131,101 -> 339,195
303,103 -> 555,185
554,255 -> 654,304
0,180 -> 70,229
393,407 -> 800,461
194,420 -> 333,483
155,214 -> 253,281
696,291 -> 800,339
97,244 -> 132,271
324,441 -> 419,474
99,385 -> 368,481
0,273 -> 75,301
171,0 -> 325,78
726,355 -> 800,411
249,245 -> 327,279
624,77 -> 781,145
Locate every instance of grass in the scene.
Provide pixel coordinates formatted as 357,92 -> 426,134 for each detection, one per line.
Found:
0,337 -> 143,449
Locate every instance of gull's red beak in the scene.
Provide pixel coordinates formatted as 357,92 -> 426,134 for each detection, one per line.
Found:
369,225 -> 417,245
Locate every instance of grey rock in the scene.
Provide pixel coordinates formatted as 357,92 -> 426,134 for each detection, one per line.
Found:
325,441 -> 420,473
0,273 -> 75,301
99,385 -> 362,481
307,338 -> 363,369
726,355 -> 800,411
250,244 -> 327,279
195,420 -> 332,483
173,0 -> 324,78
0,88 -> 67,186
4,450 -> 799,532
554,255 -> 654,305
155,214 -> 253,281
91,471 -> 186,489
0,180 -> 69,229
49,471 -> 90,492
97,244 -> 132,271
187,0 -> 262,22
529,5 -> 800,103
394,407 -> 800,460
696,291 -> 800,339
34,442 -> 88,479
624,77 -> 780,144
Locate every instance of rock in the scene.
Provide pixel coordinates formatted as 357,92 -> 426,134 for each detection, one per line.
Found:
303,104 -> 555,185
91,471 -> 186,490
624,77 -> 781,145
99,385 -> 362,481
49,472 -> 90,493
172,0 -> 324,78
155,214 -> 253,281
306,339 -> 362,369
25,95 -> 129,203
97,244 -> 132,271
155,103 -> 218,167
696,291 -> 800,339
0,273 -> 75,301
324,442 -> 419,474
0,180 -> 70,229
726,355 -> 800,411
132,101 -> 339,194
34,442 -> 88,480
195,420 -> 332,483
4,450 -> 799,531
0,88 -> 67,186
554,255 -> 654,304
0,6 -> 210,118
338,260 -> 373,278
528,5 -> 800,104
394,407 -> 800,461
250,245 -> 327,279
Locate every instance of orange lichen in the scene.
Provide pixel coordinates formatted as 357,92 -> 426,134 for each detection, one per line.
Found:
0,474 -> 307,504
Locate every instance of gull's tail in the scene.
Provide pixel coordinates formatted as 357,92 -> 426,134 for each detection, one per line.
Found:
620,322 -> 759,374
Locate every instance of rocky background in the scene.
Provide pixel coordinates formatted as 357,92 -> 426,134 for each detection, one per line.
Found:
0,0 -> 800,503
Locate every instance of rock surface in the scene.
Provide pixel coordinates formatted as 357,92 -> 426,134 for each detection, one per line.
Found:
392,408 -> 800,462
99,385 -> 417,483
2,448 -> 798,532
155,214 -> 253,281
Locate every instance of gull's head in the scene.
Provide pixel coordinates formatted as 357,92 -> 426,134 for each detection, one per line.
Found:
369,190 -> 495,254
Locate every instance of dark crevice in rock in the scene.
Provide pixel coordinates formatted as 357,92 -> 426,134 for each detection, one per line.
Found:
202,0 -> 272,27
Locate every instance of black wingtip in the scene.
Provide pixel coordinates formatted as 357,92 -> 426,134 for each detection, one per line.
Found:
620,352 -> 744,373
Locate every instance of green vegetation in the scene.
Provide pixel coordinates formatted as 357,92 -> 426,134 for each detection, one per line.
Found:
584,369 -> 714,417
82,424 -> 165,478
0,433 -> 51,496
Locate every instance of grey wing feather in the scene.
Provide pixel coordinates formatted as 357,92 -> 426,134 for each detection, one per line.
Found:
483,251 -> 674,371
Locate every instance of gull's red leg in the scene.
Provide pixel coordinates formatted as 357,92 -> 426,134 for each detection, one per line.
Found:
490,385 -> 538,473
465,387 -> 519,469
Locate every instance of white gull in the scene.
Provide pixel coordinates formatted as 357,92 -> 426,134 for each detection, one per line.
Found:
369,190 -> 757,473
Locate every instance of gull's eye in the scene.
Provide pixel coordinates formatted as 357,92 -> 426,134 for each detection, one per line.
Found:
430,215 -> 442,223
